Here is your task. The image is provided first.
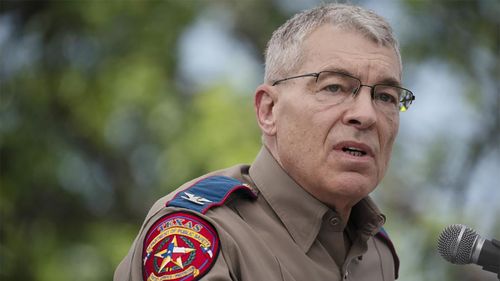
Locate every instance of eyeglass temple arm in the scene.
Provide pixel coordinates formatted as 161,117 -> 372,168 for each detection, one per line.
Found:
272,73 -> 320,86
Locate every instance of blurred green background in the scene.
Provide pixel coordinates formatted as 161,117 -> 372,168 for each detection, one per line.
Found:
0,0 -> 498,280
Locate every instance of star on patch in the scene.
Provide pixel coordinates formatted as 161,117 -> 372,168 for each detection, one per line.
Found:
181,192 -> 212,205
155,236 -> 195,272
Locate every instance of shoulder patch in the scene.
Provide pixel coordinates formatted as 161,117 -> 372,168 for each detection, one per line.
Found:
142,212 -> 220,281
166,176 -> 257,214
376,227 -> 400,279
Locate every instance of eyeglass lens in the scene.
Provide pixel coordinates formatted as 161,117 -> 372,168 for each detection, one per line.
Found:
313,71 -> 412,113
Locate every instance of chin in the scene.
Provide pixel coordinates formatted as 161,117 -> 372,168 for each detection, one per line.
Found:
327,175 -> 377,198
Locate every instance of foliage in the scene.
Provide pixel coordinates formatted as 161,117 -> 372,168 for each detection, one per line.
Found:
1,0 -> 498,280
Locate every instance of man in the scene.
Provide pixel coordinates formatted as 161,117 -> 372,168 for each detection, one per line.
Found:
115,3 -> 415,281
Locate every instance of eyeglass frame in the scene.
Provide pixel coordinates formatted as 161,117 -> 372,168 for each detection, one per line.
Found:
271,70 -> 415,112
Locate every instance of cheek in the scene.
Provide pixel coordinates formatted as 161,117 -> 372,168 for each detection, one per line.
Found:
277,96 -> 318,136
381,117 -> 399,167
275,102 -> 311,151
382,112 -> 399,139
388,116 -> 400,146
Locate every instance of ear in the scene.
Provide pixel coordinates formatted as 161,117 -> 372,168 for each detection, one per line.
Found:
254,84 -> 278,136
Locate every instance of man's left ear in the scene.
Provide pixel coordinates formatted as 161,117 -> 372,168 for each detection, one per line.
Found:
254,84 -> 278,136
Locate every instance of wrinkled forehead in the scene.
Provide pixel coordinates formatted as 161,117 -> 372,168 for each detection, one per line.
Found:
298,25 -> 402,80
298,25 -> 401,75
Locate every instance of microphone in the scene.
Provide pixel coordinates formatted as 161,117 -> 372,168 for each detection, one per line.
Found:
437,224 -> 500,279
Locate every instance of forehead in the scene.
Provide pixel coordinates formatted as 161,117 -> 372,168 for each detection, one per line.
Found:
299,25 -> 401,82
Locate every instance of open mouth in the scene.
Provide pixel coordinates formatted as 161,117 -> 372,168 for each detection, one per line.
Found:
342,146 -> 367,157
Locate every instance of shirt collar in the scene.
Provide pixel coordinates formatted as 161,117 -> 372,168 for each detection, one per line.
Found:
248,146 -> 387,252
249,147 -> 329,252
350,196 -> 386,236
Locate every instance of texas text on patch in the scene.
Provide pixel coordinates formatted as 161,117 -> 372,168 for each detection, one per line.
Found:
142,212 -> 219,281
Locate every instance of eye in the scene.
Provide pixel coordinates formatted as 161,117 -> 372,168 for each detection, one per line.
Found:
324,84 -> 343,93
374,92 -> 398,105
373,85 -> 400,106
321,83 -> 355,95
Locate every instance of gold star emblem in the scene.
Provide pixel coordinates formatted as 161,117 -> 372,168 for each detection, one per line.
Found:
155,236 -> 195,272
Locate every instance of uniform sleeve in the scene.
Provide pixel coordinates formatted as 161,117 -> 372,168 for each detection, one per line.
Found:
114,208 -> 235,281
198,250 -> 234,280
114,174 -> 256,281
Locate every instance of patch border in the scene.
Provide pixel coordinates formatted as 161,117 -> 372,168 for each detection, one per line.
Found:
142,212 -> 220,281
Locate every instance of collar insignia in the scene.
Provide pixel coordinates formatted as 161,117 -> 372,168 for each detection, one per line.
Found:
166,176 -> 257,214
181,192 -> 213,205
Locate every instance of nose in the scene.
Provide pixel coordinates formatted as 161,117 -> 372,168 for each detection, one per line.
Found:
342,85 -> 377,129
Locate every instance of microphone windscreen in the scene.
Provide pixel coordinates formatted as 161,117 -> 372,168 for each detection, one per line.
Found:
437,224 -> 479,264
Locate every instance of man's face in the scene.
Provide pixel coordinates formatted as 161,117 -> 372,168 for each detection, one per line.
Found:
270,25 -> 401,209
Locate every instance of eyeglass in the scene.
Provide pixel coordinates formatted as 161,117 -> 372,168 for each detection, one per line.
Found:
272,70 -> 415,113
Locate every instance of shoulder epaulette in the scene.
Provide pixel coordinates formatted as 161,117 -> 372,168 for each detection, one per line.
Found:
376,227 -> 400,279
166,175 -> 257,214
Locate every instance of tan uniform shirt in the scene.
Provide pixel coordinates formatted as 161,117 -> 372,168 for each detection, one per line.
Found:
115,147 -> 398,281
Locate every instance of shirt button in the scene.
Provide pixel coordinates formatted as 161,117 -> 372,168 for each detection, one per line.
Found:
329,217 -> 340,226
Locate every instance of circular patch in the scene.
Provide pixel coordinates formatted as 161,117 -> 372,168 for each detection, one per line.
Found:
142,212 -> 220,281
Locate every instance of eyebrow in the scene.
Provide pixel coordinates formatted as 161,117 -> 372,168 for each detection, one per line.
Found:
377,77 -> 402,87
321,67 -> 354,77
321,67 -> 402,87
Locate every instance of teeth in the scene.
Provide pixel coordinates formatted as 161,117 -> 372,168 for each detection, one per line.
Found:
342,147 -> 366,156
346,151 -> 363,156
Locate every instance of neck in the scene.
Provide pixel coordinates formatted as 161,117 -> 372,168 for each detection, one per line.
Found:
330,202 -> 353,224
265,141 -> 358,224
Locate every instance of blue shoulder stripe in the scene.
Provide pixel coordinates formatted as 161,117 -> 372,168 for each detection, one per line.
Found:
166,176 -> 257,214
376,227 -> 400,279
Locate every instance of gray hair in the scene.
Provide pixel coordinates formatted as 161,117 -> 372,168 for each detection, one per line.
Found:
264,3 -> 401,83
